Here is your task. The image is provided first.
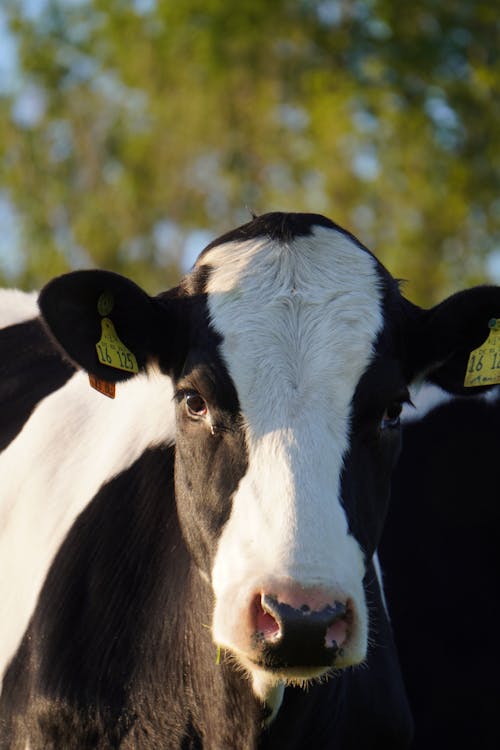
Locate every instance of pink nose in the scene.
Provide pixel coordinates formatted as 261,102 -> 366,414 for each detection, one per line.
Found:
251,590 -> 351,670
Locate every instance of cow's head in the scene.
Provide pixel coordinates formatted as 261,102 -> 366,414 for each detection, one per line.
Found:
39,212 -> 500,711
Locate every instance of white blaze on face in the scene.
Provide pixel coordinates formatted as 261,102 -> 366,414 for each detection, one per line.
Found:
203,225 -> 384,677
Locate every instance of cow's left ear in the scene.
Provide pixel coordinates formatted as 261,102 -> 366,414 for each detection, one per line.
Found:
408,285 -> 500,395
39,270 -> 169,382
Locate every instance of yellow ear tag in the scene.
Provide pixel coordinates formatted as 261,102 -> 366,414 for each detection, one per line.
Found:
96,318 -> 139,374
464,318 -> 500,387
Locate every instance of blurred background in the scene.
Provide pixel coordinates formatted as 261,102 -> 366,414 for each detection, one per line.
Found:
0,0 -> 499,305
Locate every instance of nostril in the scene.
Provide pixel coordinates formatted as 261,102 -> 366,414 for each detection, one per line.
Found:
255,600 -> 280,642
325,617 -> 348,650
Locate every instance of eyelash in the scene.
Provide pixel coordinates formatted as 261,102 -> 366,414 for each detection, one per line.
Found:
380,393 -> 413,431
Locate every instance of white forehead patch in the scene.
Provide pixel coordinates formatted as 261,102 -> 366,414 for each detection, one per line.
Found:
203,223 -> 385,679
203,225 -> 383,435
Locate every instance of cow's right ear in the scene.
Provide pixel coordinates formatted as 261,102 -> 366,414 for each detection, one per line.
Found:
39,270 -> 176,381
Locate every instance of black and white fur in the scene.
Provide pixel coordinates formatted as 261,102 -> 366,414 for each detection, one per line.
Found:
1,212 -> 499,748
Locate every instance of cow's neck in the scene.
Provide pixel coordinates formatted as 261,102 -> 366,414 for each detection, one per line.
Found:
129,472 -> 264,747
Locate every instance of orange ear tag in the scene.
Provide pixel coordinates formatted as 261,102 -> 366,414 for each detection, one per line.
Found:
88,375 -> 116,399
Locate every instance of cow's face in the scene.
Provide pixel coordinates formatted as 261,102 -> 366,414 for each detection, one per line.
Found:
40,211 -> 500,709
171,214 -> 407,700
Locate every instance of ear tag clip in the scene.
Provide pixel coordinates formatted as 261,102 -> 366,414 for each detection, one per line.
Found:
97,291 -> 114,317
464,318 -> 500,387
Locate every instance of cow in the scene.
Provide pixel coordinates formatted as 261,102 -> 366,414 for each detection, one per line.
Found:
379,384 -> 500,749
0,211 -> 499,749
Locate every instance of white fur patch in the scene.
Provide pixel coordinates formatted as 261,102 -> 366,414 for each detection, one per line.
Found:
0,289 -> 38,329
253,673 -> 285,726
402,383 -> 452,423
403,381 -> 500,424
0,366 -> 176,690
204,225 -> 384,684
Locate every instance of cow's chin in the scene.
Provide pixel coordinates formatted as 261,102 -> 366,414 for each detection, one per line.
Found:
220,635 -> 368,720
248,661 -> 334,688
248,642 -> 365,683
234,654 -> 364,725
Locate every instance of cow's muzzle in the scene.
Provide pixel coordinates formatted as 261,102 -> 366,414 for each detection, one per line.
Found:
251,592 -> 351,670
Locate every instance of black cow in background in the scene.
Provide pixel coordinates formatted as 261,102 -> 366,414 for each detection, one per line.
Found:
380,385 -> 500,749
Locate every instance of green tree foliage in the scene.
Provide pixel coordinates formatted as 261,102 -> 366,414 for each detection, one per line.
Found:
0,0 -> 499,303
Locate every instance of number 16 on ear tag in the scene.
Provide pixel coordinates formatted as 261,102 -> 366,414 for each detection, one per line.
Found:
96,318 -> 139,374
464,318 -> 500,387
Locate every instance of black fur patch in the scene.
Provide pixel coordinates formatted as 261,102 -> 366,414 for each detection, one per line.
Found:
0,447 -> 262,748
199,211 -> 365,258
0,318 -> 75,451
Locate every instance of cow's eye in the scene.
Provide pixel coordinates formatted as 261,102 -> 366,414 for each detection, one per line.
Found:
185,392 -> 208,418
380,401 -> 403,430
